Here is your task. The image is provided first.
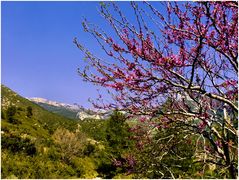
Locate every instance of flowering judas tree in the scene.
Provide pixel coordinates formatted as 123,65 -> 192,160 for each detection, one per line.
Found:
74,1 -> 238,178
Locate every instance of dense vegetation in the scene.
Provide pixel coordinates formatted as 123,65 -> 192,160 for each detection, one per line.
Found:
74,1 -> 238,178
1,85 -> 232,178
1,85 -> 135,178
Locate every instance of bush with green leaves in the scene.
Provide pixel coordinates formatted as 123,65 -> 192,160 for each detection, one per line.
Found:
1,110 -> 6,119
70,157 -> 99,178
132,122 -> 206,179
5,106 -> 21,124
2,134 -> 36,156
105,111 -> 134,155
26,106 -> 33,118
1,151 -> 77,179
6,106 -> 17,117
52,127 -> 87,162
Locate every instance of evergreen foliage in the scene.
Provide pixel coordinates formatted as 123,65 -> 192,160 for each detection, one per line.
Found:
1,85 -> 225,178
26,106 -> 33,118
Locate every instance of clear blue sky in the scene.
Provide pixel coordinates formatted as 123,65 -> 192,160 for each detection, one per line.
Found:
2,1 -> 115,108
2,1 -> 164,108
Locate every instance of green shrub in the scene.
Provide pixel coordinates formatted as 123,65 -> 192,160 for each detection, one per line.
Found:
5,106 -> 21,124
105,111 -> 134,155
17,107 -> 24,111
132,122 -> 202,179
6,106 -> 17,117
52,127 -> 87,162
83,143 -> 96,156
1,135 -> 36,156
47,147 -> 61,161
1,110 -> 6,119
27,106 -> 33,118
71,157 -> 99,178
1,151 -> 78,179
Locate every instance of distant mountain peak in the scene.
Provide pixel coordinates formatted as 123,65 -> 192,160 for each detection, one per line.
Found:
27,97 -> 80,110
27,97 -> 112,120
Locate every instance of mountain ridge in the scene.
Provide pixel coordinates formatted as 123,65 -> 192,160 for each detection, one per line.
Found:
28,97 -> 110,120
27,97 -> 81,110
1,84 -> 78,138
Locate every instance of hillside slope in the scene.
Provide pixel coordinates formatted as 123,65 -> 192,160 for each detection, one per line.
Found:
30,100 -> 79,120
1,85 -> 77,137
1,85 -> 83,178
1,85 -> 135,179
